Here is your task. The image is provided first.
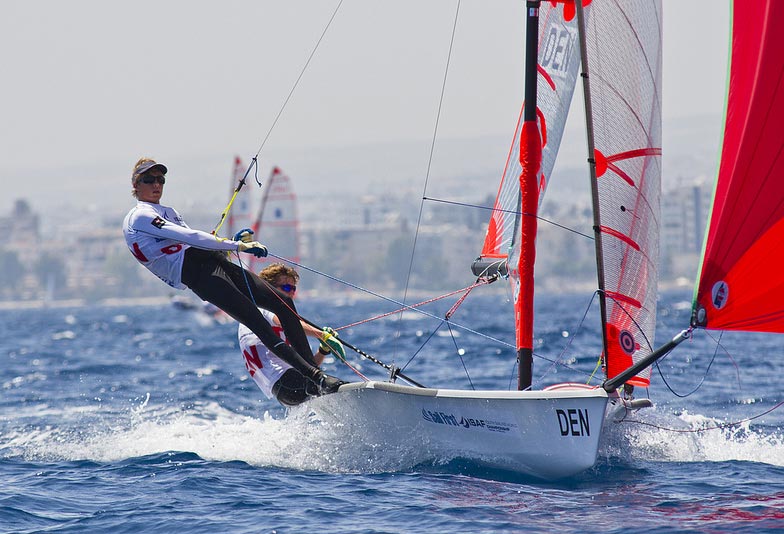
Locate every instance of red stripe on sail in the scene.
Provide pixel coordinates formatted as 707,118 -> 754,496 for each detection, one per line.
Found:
604,291 -> 642,309
548,0 -> 593,22
600,226 -> 640,251
594,148 -> 662,186
537,65 -> 556,91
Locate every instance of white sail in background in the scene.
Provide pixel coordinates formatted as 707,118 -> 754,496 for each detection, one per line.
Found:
226,156 -> 255,241
249,166 -> 301,272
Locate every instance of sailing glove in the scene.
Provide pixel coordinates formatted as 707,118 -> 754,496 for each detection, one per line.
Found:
320,327 -> 346,361
233,228 -> 255,243
238,241 -> 268,258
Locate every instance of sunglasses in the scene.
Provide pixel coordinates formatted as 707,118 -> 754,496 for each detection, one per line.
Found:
277,284 -> 297,293
139,174 -> 166,185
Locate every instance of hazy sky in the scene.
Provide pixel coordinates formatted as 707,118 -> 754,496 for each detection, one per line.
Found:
2,1 -> 730,216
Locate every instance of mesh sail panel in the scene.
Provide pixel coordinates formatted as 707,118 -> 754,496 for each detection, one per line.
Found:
583,1 -> 663,385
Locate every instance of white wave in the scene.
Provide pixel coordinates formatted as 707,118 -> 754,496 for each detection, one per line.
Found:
601,407 -> 784,467
3,398 -> 417,474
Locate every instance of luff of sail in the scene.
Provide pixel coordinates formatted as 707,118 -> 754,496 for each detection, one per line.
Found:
693,0 -> 784,333
580,1 -> 663,387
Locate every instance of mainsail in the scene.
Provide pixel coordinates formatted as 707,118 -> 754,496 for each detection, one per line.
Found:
693,0 -> 784,333
477,4 -> 581,265
579,1 -> 663,387
473,2 -> 583,388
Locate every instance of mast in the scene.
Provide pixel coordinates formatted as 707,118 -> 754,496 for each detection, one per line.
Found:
516,0 -> 543,390
573,1 -> 610,364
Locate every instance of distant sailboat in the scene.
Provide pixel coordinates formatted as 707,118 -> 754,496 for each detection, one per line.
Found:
249,166 -> 301,271
224,160 -> 301,273
226,156 -> 255,244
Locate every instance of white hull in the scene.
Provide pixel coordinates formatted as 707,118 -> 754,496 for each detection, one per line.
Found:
307,381 -> 610,480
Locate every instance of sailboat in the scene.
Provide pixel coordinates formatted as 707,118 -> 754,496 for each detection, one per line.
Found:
303,0 -> 780,480
305,0 -> 655,480
226,156 -> 256,245
251,166 -> 301,268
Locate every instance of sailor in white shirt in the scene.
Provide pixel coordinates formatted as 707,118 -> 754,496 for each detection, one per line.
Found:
123,158 -> 345,394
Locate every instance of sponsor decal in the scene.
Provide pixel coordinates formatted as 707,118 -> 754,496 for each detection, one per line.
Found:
556,408 -> 590,437
618,329 -> 636,355
711,280 -> 728,310
421,409 -> 516,434
151,216 -> 166,229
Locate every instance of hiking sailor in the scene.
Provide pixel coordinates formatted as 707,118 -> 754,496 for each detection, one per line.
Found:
122,158 -> 345,394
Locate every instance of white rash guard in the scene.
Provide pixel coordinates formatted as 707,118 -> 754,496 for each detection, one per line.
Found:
238,309 -> 292,399
123,201 -> 241,289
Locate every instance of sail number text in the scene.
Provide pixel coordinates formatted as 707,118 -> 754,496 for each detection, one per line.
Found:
556,408 -> 590,437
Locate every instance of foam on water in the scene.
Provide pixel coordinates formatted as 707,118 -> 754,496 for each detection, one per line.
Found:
2,397 -> 428,475
602,407 -> 784,467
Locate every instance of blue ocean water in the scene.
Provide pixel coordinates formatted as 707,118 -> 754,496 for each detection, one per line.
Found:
2,289 -> 783,533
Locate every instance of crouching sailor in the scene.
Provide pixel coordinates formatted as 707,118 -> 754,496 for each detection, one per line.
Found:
239,263 -> 347,406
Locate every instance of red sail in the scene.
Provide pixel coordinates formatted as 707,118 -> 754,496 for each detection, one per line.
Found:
694,0 -> 784,332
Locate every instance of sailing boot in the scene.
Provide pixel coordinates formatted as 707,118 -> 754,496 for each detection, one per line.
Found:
314,371 -> 347,395
273,342 -> 345,395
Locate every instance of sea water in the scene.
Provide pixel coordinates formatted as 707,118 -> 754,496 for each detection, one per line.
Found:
2,290 -> 783,533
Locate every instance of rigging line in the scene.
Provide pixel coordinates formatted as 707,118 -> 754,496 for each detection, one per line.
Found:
396,0 -> 462,357
264,252 -> 608,383
399,319 -> 445,373
251,0 -> 345,160
654,330 -> 722,398
338,278 -> 491,330
536,291 -> 600,383
702,328 -> 742,386
423,196 -> 595,240
447,321 -> 476,391
256,254 -> 424,385
213,157 -> 260,236
265,250 -> 516,351
619,399 -> 784,433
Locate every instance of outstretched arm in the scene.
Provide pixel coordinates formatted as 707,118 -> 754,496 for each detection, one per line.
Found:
133,211 -> 242,252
